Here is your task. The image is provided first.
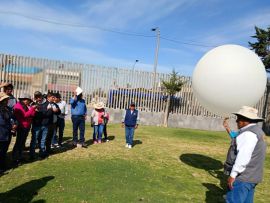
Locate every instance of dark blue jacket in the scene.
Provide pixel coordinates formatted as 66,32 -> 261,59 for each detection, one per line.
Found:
124,109 -> 138,127
0,107 -> 12,142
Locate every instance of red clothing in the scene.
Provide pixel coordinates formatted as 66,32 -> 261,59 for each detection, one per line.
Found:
14,102 -> 36,129
98,111 -> 103,124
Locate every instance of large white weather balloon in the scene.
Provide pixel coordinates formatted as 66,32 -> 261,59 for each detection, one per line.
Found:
192,44 -> 267,116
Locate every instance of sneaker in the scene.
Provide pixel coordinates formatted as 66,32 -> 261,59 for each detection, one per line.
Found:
77,143 -> 82,148
51,144 -> 55,149
105,139 -> 110,142
54,144 -> 60,148
128,145 -> 132,149
81,143 -> 87,148
93,140 -> 98,144
125,144 -> 129,148
98,140 -> 102,144
72,141 -> 77,147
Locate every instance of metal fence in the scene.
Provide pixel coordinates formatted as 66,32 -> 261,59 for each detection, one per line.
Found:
0,53 -> 266,117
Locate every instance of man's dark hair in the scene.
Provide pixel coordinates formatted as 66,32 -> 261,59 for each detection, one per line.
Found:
55,92 -> 61,99
237,115 -> 258,123
3,83 -> 14,90
77,93 -> 82,100
130,103 -> 135,107
47,92 -> 55,98
34,91 -> 43,99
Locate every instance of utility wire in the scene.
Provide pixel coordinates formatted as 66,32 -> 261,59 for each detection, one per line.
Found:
0,10 -> 217,47
160,36 -> 217,48
0,10 -> 155,38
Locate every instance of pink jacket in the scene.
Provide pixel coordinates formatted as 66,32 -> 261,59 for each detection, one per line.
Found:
14,102 -> 36,129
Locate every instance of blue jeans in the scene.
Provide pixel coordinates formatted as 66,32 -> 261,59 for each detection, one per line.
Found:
93,124 -> 104,141
30,125 -> 48,157
125,126 -> 135,145
71,116 -> 85,143
226,180 -> 256,203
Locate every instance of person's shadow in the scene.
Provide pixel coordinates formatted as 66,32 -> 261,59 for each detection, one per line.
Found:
0,176 -> 54,203
133,140 -> 142,147
180,153 -> 227,203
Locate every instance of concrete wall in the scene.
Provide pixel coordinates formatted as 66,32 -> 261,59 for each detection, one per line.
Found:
105,108 -> 237,131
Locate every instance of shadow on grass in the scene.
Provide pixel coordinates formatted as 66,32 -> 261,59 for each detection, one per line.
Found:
180,153 -> 227,203
84,135 -> 116,146
106,135 -> 115,141
180,153 -> 223,171
0,176 -> 54,203
6,137 -> 76,172
133,140 -> 142,147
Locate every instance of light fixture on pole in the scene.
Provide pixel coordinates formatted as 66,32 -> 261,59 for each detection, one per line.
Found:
151,27 -> 160,91
132,59 -> 139,71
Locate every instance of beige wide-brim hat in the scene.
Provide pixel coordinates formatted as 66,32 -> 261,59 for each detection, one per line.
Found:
94,102 -> 105,109
233,106 -> 264,121
0,92 -> 9,102
19,93 -> 33,102
75,87 -> 83,96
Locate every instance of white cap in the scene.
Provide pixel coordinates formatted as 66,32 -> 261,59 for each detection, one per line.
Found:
75,87 -> 83,96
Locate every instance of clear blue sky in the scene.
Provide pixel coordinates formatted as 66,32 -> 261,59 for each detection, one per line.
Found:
0,0 -> 269,76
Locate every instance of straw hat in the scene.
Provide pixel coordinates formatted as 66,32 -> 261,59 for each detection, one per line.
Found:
94,102 -> 105,109
75,87 -> 83,96
0,92 -> 9,102
233,106 -> 264,121
18,93 -> 32,102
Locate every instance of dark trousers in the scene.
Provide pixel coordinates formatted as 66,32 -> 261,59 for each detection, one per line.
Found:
71,116 -> 85,143
103,124 -> 108,139
12,127 -> 30,161
46,124 -> 56,152
0,141 -> 10,170
57,118 -> 65,144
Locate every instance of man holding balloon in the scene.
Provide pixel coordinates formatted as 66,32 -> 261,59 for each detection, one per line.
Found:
225,106 -> 267,203
192,44 -> 268,203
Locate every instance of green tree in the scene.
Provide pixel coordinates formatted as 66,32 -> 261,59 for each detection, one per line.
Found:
249,26 -> 270,134
162,69 -> 184,127
249,26 -> 270,71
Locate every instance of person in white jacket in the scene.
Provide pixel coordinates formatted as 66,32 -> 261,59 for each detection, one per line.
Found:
52,93 -> 68,147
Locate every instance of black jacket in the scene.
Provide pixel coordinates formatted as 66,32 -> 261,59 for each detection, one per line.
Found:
32,99 -> 60,127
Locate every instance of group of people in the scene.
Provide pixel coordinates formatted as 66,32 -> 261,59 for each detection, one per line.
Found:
0,83 -> 69,173
0,84 -> 140,174
1,82 -> 266,203
69,87 -> 140,149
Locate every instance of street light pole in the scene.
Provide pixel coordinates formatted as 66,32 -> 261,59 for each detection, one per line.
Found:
131,59 -> 139,88
152,27 -> 160,91
132,59 -> 139,72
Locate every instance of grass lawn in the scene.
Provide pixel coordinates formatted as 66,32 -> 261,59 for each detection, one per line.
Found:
0,122 -> 269,203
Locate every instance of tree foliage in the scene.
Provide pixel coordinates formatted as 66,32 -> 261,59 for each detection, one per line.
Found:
162,69 -> 184,96
249,26 -> 270,71
162,69 -> 184,127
